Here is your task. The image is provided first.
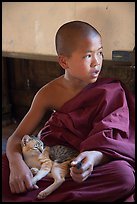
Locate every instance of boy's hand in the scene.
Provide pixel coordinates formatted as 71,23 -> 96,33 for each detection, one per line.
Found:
70,151 -> 94,183
9,159 -> 38,194
70,150 -> 106,183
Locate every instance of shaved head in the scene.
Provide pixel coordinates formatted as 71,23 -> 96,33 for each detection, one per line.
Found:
55,21 -> 101,57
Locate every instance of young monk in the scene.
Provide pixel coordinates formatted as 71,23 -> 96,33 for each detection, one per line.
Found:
2,21 -> 135,202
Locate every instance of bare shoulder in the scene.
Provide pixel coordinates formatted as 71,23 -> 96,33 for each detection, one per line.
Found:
38,75 -> 64,96
35,75 -> 65,110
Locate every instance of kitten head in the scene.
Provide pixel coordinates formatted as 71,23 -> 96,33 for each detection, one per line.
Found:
21,135 -> 44,153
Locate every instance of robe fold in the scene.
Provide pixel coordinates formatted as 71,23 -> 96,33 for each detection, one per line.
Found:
40,78 -> 135,167
2,78 -> 135,202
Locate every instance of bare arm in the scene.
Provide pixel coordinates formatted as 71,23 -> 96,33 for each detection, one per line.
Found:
6,86 -> 51,193
6,87 -> 49,161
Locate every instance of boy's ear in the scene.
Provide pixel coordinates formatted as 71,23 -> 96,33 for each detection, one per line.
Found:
58,55 -> 69,70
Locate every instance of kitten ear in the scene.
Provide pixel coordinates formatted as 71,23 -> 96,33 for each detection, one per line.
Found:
21,135 -> 31,146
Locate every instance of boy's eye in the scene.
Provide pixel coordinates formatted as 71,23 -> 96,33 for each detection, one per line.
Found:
84,54 -> 91,58
98,51 -> 103,57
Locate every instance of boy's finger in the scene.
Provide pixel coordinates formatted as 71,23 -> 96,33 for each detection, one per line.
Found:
71,153 -> 85,166
71,160 -> 84,170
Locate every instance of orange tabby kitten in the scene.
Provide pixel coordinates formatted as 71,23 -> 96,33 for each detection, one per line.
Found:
21,135 -> 79,199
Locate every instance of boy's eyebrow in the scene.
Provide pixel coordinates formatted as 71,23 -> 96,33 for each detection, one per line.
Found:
86,47 -> 103,53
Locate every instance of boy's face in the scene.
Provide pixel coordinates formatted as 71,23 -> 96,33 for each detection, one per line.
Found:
65,34 -> 103,84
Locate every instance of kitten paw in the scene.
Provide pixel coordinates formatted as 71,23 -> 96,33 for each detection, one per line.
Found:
33,184 -> 39,189
37,191 -> 48,199
31,168 -> 39,175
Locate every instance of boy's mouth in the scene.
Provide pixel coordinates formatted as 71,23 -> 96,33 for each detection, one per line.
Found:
90,69 -> 100,77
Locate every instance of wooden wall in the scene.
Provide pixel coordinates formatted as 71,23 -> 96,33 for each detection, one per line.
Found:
2,57 -> 135,125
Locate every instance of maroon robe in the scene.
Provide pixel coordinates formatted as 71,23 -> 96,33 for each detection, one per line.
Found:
2,78 -> 135,202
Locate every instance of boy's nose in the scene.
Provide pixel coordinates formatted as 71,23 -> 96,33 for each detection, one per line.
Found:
90,56 -> 100,67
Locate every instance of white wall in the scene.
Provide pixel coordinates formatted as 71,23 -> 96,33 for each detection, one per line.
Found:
2,2 -> 135,60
